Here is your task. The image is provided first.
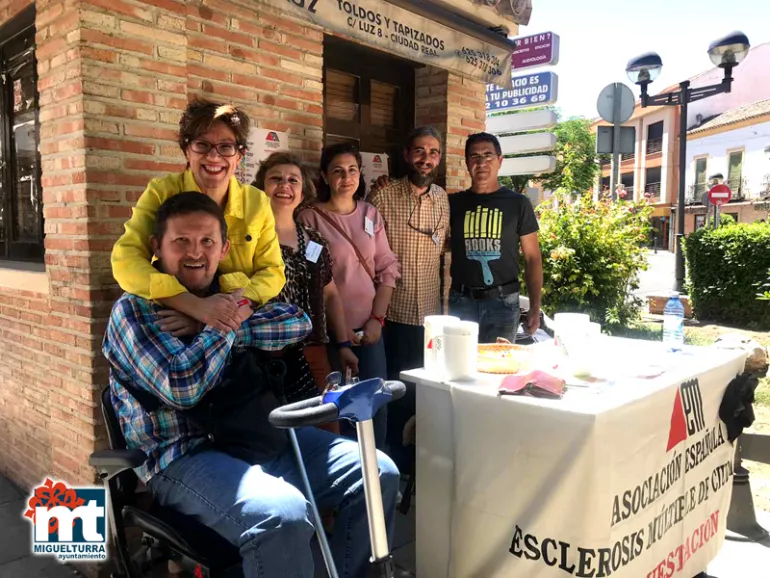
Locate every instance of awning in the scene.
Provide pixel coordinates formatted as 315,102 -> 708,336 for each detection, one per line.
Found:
258,0 -> 514,87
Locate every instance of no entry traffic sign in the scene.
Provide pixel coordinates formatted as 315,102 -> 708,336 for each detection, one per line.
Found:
707,184 -> 732,206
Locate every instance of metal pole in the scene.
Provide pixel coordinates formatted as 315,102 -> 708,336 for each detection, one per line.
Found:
675,81 -> 689,292
610,83 -> 622,200
288,429 -> 340,578
355,419 -> 390,562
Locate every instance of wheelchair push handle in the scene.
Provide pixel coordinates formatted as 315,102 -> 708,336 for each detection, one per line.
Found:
269,379 -> 406,429
270,395 -> 340,429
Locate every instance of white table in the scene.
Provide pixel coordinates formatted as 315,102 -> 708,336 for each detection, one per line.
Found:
402,337 -> 746,578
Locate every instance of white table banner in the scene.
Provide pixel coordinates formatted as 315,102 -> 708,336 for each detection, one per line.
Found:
410,344 -> 746,578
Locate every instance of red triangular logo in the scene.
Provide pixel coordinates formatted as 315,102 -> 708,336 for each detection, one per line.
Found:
427,338 -> 433,349
667,388 -> 688,451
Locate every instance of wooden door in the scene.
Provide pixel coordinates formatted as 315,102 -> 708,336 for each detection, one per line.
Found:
323,36 -> 416,178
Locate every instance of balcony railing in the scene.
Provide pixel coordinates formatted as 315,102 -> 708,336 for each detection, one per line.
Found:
762,174 -> 770,199
621,152 -> 635,162
646,138 -> 663,155
726,177 -> 748,200
686,184 -> 705,205
644,182 -> 662,199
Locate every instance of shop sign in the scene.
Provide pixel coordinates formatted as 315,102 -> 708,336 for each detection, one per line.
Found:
236,128 -> 290,186
485,71 -> 558,113
261,0 -> 512,87
511,31 -> 560,71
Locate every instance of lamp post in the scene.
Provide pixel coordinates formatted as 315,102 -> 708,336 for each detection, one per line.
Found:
625,32 -> 751,292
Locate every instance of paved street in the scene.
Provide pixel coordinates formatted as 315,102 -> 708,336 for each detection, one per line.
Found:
634,249 -> 677,300
0,476 -> 79,578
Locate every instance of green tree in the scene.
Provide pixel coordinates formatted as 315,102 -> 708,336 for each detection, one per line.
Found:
536,117 -> 597,194
490,110 -> 598,197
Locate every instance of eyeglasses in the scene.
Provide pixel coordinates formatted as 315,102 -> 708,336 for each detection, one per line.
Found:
188,140 -> 242,158
467,152 -> 499,165
408,193 -> 443,237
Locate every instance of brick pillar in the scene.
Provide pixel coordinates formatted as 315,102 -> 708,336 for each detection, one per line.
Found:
187,1 -> 324,164
445,74 -> 486,193
35,0 -> 108,488
415,67 -> 487,312
415,66 -> 486,194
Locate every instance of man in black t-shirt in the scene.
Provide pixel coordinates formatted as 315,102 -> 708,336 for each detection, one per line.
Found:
448,132 -> 543,343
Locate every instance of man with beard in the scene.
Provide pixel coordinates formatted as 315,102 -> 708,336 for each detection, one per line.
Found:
369,126 -> 449,471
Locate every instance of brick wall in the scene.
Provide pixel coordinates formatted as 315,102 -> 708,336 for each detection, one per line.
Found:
1,0 -> 490,489
684,202 -> 769,235
415,66 -> 486,194
0,0 -> 325,493
0,0 -> 30,21
415,65 -> 487,308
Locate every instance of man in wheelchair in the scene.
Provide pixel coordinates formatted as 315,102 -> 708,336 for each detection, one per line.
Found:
101,192 -> 400,577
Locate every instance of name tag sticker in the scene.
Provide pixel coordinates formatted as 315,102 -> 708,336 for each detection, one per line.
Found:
364,217 -> 375,237
305,241 -> 323,263
432,232 -> 440,246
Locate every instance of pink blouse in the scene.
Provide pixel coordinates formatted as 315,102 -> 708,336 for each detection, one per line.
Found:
298,201 -> 400,331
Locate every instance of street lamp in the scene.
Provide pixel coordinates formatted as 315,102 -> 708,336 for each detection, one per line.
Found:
625,31 -> 750,292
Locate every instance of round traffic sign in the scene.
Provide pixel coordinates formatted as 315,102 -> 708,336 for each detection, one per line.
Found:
707,184 -> 732,206
597,83 -> 635,124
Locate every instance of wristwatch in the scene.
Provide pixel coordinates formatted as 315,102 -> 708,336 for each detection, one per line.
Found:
369,314 -> 386,327
336,340 -> 353,349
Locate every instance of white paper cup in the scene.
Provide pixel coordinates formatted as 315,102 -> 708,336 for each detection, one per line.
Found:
424,315 -> 460,373
435,321 -> 479,381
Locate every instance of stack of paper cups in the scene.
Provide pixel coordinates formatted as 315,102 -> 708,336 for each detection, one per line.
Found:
439,321 -> 479,381
424,315 -> 460,373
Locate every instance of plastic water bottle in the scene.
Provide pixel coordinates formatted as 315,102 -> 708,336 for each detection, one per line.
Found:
663,292 -> 685,351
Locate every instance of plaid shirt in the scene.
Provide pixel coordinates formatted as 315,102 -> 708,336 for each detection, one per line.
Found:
369,177 -> 450,325
102,294 -> 311,482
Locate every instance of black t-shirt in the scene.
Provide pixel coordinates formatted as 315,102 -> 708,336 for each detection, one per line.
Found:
449,187 -> 539,289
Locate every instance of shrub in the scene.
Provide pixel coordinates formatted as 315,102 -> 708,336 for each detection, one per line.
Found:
534,191 -> 653,326
683,223 -> 770,329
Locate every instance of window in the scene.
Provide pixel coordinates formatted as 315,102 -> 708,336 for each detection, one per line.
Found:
323,36 -> 416,180
727,150 -> 743,195
0,7 -> 43,262
645,167 -> 662,198
647,121 -> 663,154
694,157 -> 708,195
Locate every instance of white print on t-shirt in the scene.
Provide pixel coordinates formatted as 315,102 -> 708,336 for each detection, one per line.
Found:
364,217 -> 375,237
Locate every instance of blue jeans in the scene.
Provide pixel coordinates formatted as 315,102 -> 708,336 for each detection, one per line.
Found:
147,427 -> 400,578
448,289 -> 521,343
328,336 -> 388,449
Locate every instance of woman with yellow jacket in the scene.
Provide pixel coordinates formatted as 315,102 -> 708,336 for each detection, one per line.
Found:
111,99 -> 285,333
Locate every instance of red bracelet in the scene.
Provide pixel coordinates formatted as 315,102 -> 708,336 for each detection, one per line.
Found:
369,314 -> 386,327
237,298 -> 251,307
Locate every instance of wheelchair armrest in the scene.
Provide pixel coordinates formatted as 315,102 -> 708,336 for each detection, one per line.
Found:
89,449 -> 147,478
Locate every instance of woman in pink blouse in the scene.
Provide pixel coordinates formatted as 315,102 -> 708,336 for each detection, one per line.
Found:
299,143 -> 400,448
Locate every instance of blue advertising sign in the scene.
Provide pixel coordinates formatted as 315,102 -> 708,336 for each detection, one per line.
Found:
485,71 -> 559,113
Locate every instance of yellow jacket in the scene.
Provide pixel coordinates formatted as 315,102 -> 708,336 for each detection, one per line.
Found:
111,170 -> 285,304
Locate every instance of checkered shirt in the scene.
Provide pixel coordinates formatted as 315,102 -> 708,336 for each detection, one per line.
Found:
369,176 -> 450,326
102,294 -> 311,482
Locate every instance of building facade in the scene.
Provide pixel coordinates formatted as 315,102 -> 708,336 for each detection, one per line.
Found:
0,0 -> 521,499
683,99 -> 770,234
591,42 -> 770,250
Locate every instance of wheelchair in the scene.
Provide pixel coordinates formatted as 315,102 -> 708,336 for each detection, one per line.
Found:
90,377 -> 408,578
89,388 -> 242,578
